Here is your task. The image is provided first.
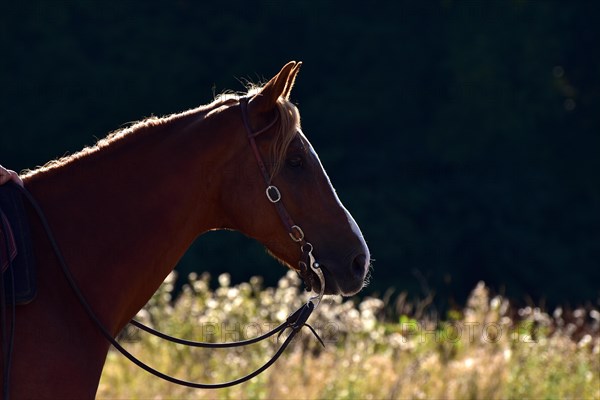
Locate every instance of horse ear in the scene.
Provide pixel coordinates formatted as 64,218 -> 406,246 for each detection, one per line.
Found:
250,61 -> 301,112
281,62 -> 301,100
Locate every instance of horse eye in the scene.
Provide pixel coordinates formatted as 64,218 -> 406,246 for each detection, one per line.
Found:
287,155 -> 304,168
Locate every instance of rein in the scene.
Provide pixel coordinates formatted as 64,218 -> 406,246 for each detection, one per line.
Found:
2,95 -> 327,394
0,211 -> 16,400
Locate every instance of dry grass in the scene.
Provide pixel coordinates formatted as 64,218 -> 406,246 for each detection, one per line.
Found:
98,273 -> 600,399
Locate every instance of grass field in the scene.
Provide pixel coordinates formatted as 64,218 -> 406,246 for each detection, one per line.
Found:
98,272 -> 599,399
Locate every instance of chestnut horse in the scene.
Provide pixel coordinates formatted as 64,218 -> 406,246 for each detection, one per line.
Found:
3,62 -> 370,398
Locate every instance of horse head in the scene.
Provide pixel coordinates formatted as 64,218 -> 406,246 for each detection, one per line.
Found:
218,62 -> 370,296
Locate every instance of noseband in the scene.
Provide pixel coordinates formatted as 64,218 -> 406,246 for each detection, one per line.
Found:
1,96 -> 327,395
239,97 -> 325,302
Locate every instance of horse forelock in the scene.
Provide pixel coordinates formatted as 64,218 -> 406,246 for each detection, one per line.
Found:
214,85 -> 301,180
270,97 -> 301,180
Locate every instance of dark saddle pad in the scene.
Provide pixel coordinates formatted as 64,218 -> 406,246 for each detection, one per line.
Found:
0,183 -> 36,305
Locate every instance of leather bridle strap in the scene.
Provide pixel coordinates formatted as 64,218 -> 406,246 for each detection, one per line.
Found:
239,97 -> 305,244
239,97 -> 326,297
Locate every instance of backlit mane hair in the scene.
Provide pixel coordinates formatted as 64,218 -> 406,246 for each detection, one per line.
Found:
23,86 -> 300,181
270,97 -> 301,180
219,86 -> 301,181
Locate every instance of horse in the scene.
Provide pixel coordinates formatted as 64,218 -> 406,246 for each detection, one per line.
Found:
2,61 -> 370,399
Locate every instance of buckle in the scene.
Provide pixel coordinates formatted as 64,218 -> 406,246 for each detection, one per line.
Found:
289,225 -> 305,242
265,186 -> 281,203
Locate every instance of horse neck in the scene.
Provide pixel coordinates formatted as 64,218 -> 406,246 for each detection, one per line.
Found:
25,109 -> 232,332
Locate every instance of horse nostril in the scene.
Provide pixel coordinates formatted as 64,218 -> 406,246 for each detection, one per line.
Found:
351,254 -> 368,279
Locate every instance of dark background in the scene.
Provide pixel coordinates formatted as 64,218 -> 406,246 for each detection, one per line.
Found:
2,1 -> 598,309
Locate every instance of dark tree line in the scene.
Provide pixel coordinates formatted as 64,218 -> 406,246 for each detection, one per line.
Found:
2,1 -> 598,308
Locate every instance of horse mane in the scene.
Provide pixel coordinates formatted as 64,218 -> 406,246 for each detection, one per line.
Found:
22,116 -> 162,180
22,86 -> 301,181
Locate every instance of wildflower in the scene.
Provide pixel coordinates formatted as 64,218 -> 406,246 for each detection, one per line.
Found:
218,273 -> 231,288
578,334 -> 592,349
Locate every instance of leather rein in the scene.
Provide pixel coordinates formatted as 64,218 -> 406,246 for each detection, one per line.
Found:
3,95 -> 326,393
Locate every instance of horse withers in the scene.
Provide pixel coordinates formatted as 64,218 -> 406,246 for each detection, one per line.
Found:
4,62 -> 370,398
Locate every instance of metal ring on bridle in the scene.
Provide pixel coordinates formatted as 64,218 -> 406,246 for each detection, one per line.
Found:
289,225 -> 305,242
265,185 -> 281,203
301,242 -> 313,254
309,261 -> 326,308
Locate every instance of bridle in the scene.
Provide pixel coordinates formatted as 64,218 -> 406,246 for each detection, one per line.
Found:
1,95 -> 326,396
239,97 -> 325,301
